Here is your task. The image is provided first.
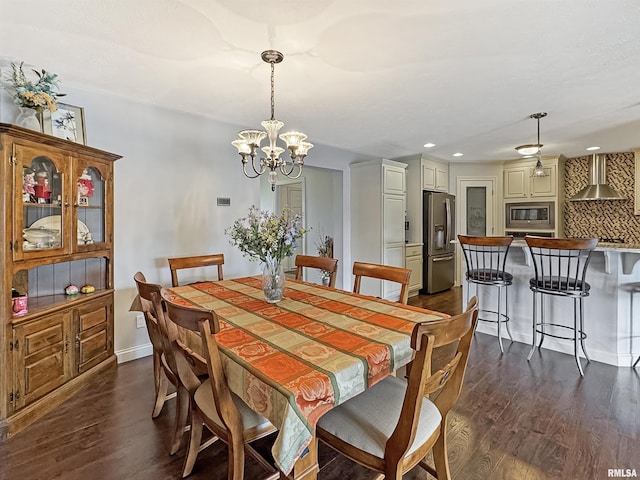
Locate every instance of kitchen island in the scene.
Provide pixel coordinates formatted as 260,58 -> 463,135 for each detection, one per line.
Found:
462,240 -> 640,367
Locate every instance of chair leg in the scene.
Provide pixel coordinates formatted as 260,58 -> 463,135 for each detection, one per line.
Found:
151,349 -> 168,418
505,285 -> 514,342
579,297 -> 591,363
497,286 -> 504,353
574,298 -> 585,377
528,291 -> 537,361
538,294 -> 546,349
171,385 -> 190,455
228,435 -> 246,480
182,406 -> 204,477
432,424 -> 452,480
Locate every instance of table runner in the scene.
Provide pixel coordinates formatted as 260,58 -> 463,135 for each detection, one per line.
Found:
165,277 -> 449,474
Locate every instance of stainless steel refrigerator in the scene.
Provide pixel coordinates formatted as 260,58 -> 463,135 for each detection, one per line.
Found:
423,191 -> 456,294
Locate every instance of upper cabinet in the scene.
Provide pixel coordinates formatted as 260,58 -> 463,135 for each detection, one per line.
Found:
503,159 -> 558,199
422,158 -> 449,192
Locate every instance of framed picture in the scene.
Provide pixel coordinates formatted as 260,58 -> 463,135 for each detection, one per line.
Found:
44,103 -> 86,144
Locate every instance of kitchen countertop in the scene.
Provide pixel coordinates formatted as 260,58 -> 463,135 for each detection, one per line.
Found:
511,239 -> 640,252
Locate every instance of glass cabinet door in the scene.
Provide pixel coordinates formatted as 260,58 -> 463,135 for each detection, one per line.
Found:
74,158 -> 109,251
14,143 -> 70,261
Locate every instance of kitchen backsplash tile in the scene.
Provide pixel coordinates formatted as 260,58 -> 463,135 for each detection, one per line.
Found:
564,152 -> 639,242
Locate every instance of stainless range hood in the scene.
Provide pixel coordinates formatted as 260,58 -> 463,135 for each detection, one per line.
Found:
570,154 -> 626,201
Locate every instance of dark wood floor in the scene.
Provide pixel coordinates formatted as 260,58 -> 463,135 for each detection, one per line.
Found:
1,286 -> 638,480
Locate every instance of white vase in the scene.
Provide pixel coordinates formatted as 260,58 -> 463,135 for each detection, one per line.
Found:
15,107 -> 41,131
262,259 -> 285,303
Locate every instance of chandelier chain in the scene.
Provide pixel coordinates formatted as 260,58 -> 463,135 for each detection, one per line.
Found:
270,61 -> 275,121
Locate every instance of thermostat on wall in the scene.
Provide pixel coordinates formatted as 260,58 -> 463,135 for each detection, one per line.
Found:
217,197 -> 231,206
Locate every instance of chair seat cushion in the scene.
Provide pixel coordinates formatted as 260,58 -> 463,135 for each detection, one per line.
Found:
529,276 -> 591,293
194,379 -> 273,432
467,269 -> 513,284
317,375 -> 442,459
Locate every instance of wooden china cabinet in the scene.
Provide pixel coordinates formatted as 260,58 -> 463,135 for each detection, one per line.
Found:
0,123 -> 121,438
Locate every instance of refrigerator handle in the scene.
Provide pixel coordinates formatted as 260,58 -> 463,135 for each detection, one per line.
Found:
445,197 -> 452,246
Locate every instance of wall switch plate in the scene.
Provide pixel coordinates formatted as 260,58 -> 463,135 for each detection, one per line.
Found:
136,313 -> 145,329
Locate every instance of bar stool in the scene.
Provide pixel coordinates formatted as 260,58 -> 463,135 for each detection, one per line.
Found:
458,234 -> 514,353
525,236 -> 598,376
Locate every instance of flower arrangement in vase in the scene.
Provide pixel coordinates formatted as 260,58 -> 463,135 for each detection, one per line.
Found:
4,61 -> 65,130
227,205 -> 306,302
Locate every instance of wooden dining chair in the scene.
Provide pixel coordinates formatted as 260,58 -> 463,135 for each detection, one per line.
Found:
294,254 -> 339,287
161,289 -> 278,480
352,261 -> 412,304
133,272 -> 184,455
168,253 -> 225,287
316,296 -> 479,480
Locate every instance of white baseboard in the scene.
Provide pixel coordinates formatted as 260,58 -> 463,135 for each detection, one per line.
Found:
116,343 -> 153,364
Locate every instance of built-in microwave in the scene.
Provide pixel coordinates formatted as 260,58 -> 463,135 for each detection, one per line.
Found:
505,201 -> 554,230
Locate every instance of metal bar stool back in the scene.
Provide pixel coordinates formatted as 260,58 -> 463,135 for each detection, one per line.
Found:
458,234 -> 514,352
525,235 -> 599,376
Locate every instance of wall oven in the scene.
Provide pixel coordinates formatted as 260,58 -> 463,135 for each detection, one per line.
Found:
505,201 -> 554,230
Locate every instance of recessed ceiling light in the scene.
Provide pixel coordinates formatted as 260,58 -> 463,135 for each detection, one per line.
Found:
423,142 -> 436,148
586,146 -> 601,151
452,152 -> 464,157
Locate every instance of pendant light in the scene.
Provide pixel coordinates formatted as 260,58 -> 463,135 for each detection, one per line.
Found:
515,112 -> 549,177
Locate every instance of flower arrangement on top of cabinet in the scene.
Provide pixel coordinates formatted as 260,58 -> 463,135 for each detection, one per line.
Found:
6,61 -> 65,112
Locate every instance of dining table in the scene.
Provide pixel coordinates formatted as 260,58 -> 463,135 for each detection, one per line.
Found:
163,276 -> 450,480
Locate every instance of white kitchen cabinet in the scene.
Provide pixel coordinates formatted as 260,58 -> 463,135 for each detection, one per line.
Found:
422,159 -> 448,192
405,243 -> 423,297
503,159 -> 557,199
502,155 -> 566,238
351,159 -> 407,301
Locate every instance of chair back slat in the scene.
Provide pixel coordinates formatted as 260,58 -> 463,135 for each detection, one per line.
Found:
458,235 -> 513,285
352,261 -> 412,304
525,236 -> 598,294
168,253 -> 225,287
294,255 -> 339,287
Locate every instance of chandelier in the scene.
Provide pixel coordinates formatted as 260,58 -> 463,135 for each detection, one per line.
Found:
232,50 -> 313,191
515,112 -> 548,177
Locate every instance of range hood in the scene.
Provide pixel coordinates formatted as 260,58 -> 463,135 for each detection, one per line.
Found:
570,154 -> 626,201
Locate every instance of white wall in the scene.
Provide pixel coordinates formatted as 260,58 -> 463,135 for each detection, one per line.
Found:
64,87 -> 367,362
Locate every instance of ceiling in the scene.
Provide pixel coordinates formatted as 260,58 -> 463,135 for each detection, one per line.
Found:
2,0 -> 640,163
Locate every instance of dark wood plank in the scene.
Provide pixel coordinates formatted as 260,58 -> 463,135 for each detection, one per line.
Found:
0,286 -> 636,480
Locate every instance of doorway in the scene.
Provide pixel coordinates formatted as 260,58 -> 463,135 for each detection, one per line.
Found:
276,179 -> 305,273
456,178 -> 497,284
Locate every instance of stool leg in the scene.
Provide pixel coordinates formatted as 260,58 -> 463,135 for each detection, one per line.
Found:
528,291 -> 537,361
538,294 -> 546,349
633,356 -> 640,368
579,297 -> 591,363
505,285 -> 514,342
497,286 -> 504,353
574,298 -> 585,376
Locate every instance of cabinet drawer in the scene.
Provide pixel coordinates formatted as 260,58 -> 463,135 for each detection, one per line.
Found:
79,305 -> 107,331
405,245 -> 422,257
